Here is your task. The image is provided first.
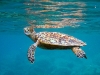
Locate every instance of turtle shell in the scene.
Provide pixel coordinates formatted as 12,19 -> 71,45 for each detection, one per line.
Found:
35,32 -> 86,46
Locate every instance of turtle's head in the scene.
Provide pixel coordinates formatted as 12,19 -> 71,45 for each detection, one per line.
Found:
24,26 -> 35,36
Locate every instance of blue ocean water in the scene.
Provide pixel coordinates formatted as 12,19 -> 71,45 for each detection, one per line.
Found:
0,0 -> 100,75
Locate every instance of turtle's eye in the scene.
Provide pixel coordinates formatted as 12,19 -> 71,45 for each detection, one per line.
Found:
27,28 -> 29,31
24,27 -> 31,35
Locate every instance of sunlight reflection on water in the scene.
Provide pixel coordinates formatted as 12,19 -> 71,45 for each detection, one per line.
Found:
0,0 -> 100,33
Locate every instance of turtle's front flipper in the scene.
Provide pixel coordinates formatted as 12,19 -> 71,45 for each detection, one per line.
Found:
28,40 -> 39,63
72,47 -> 87,59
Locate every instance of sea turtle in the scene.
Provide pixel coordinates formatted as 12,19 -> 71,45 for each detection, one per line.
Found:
24,25 -> 87,63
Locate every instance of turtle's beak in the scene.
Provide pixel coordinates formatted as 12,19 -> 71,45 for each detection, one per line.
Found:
24,27 -> 27,33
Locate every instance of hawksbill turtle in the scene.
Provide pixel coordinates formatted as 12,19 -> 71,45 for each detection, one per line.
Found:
24,25 -> 87,63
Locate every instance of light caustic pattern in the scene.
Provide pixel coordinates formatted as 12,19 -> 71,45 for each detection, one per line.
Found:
24,0 -> 86,28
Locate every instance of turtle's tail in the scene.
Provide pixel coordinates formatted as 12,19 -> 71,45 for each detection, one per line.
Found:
72,47 -> 87,59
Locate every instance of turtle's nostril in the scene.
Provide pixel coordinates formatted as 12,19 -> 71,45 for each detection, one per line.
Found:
24,29 -> 26,32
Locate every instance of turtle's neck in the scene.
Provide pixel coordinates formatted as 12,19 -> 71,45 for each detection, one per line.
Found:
28,31 -> 36,42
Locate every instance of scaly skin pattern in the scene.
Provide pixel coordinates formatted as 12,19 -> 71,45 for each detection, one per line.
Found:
35,32 -> 86,46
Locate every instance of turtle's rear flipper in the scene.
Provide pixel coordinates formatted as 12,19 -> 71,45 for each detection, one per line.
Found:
28,40 -> 39,63
72,47 -> 87,59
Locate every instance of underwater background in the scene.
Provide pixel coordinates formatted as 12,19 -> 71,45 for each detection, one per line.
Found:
0,0 -> 100,75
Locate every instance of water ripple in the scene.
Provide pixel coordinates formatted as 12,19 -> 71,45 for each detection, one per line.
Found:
0,0 -> 100,33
